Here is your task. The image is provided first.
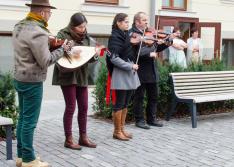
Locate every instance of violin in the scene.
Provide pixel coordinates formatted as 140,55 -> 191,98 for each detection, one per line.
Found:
49,36 -> 65,51
130,27 -> 173,46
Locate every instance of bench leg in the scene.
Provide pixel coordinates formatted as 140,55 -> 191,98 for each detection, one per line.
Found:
5,125 -> 13,160
166,98 -> 177,121
190,103 -> 197,128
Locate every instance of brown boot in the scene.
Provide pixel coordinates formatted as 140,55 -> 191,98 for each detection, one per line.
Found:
113,110 -> 129,141
64,135 -> 82,150
121,108 -> 133,139
79,133 -> 97,148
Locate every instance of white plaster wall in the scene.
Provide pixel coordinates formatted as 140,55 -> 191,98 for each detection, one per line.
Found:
156,0 -> 234,39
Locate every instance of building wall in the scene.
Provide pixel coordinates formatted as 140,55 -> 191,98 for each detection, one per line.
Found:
0,0 -> 151,34
156,0 -> 234,39
155,0 -> 234,62
0,0 -> 151,100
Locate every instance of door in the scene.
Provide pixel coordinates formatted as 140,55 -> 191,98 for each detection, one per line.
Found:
158,19 -> 177,33
198,22 -> 221,60
156,16 -> 199,61
156,17 -> 177,61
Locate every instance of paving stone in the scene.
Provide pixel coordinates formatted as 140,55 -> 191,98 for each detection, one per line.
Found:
1,89 -> 234,167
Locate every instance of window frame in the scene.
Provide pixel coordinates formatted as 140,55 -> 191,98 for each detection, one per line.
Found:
162,0 -> 187,11
85,0 -> 119,5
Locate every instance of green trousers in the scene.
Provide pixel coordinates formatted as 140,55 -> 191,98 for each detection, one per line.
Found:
14,80 -> 43,162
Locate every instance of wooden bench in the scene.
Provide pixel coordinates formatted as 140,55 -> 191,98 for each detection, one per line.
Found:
0,116 -> 13,160
166,71 -> 234,128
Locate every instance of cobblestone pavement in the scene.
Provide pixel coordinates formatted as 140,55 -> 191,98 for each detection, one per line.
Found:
1,89 -> 234,167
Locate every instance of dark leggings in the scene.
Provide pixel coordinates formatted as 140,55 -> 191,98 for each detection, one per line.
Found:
113,90 -> 133,112
61,85 -> 88,137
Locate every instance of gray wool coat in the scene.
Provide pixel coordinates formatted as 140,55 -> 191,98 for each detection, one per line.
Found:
110,54 -> 140,90
12,19 -> 64,82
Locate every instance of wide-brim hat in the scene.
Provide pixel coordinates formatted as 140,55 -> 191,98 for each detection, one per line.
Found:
25,0 -> 56,9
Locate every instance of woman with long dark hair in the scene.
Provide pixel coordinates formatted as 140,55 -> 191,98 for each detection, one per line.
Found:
52,13 -> 97,149
108,13 -> 140,141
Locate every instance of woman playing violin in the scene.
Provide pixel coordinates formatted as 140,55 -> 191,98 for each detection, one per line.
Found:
52,12 -> 97,150
108,13 -> 140,141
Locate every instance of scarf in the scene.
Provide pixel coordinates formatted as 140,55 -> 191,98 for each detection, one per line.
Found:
26,12 -> 49,32
67,25 -> 87,44
108,28 -> 134,62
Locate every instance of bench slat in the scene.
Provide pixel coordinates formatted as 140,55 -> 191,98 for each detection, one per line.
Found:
174,77 -> 234,83
173,80 -> 234,86
175,83 -> 234,90
177,90 -> 234,97
172,74 -> 234,79
0,116 -> 13,126
179,94 -> 234,103
176,86 -> 234,94
171,71 -> 234,76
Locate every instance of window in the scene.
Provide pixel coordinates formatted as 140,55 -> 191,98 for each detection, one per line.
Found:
0,34 -> 14,73
88,35 -> 109,85
0,0 -> 30,7
222,39 -> 234,67
162,0 -> 187,10
85,0 -> 118,5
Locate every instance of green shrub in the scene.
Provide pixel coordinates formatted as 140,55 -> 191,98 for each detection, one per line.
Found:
93,59 -> 234,120
0,72 -> 18,138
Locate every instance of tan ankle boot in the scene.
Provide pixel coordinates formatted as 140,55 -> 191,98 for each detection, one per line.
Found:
64,135 -> 82,150
79,133 -> 97,148
121,108 -> 133,139
16,156 -> 41,167
22,159 -> 49,167
113,110 -> 129,141
16,157 -> 22,167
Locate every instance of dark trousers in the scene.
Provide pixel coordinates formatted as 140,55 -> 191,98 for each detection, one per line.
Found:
133,83 -> 157,123
113,90 -> 133,112
14,80 -> 43,162
61,85 -> 88,137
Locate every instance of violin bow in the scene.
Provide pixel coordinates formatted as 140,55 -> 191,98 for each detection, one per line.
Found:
135,27 -> 146,65
87,35 -> 111,58
156,14 -> 160,40
154,14 -> 160,52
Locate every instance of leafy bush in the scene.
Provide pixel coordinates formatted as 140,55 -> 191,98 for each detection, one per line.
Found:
93,59 -> 234,120
0,72 -> 18,138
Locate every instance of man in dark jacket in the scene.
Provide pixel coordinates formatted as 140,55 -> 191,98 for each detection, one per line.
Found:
130,12 -> 171,129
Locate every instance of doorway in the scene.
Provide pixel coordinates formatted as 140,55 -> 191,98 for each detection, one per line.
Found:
156,16 -> 221,63
156,16 -> 198,61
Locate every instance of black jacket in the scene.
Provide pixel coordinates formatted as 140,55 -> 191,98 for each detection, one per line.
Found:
129,25 -> 169,83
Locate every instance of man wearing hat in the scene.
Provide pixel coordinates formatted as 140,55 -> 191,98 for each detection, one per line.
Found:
13,0 -> 71,167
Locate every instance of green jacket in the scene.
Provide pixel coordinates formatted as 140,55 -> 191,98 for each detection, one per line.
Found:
52,27 -> 93,86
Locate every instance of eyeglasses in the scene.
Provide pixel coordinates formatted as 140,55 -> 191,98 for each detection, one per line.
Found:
43,10 -> 52,15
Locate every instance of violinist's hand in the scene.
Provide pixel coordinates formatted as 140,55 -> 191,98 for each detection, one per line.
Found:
157,39 -> 164,45
71,47 -> 82,59
150,52 -> 157,59
132,64 -> 139,71
48,35 -> 55,41
95,45 -> 105,56
130,36 -> 140,45
170,33 -> 176,39
62,39 -> 74,52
